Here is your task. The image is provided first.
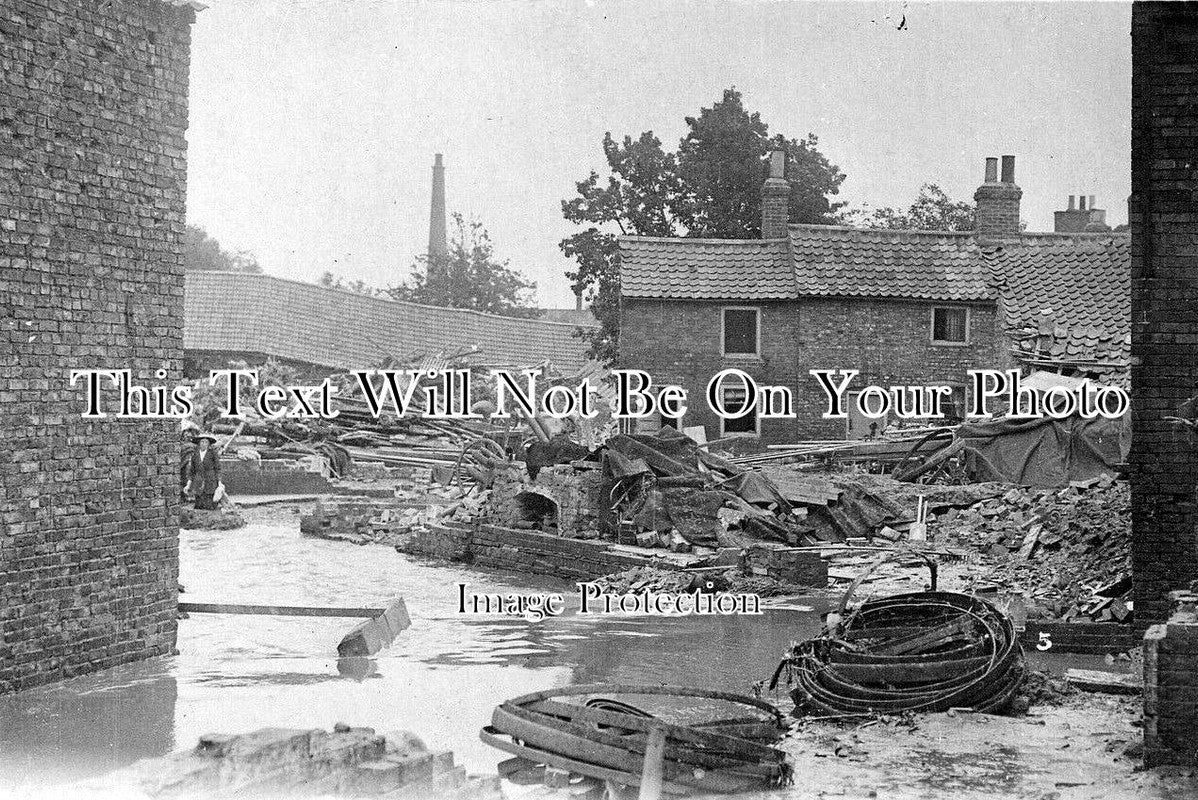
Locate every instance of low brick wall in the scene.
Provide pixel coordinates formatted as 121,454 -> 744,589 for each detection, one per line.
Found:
221,461 -> 334,496
1144,616 -> 1198,767
1020,622 -> 1142,656
403,522 -> 668,580
401,522 -> 829,587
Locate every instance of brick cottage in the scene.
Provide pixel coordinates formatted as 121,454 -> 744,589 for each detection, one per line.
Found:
618,153 -> 1130,446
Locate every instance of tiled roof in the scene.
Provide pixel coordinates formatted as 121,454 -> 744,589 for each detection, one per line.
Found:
619,227 -> 990,302
617,225 -> 1130,386
787,225 -> 990,301
986,234 -> 1131,387
619,237 -> 795,300
184,272 -> 598,373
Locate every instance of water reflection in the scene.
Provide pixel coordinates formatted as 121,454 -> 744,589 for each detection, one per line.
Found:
0,521 -> 822,790
0,664 -> 177,786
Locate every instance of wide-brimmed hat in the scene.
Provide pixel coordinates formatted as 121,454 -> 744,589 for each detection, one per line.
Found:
195,432 -> 218,444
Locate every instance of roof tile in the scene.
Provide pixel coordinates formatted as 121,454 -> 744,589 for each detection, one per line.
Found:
184,272 -> 597,373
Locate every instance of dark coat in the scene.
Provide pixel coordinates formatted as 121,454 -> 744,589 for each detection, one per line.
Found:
188,446 -> 221,504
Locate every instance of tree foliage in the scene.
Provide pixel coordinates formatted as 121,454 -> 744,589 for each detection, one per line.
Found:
183,224 -> 262,273
318,272 -> 379,296
866,184 -> 975,232
561,88 -> 847,361
388,213 -> 540,318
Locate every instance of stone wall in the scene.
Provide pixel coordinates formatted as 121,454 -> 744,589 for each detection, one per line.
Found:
0,0 -> 194,693
1129,1 -> 1198,625
620,297 -> 999,446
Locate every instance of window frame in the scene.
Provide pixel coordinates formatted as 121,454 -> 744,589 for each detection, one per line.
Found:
721,306 -> 762,358
930,305 -> 971,347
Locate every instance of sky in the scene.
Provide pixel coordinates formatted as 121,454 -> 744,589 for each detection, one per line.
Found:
186,0 -> 1132,308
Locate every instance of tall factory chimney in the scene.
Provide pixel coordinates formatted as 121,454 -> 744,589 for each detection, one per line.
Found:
428,153 -> 448,261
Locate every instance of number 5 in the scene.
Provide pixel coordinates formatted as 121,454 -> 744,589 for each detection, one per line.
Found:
1037,632 -> 1052,651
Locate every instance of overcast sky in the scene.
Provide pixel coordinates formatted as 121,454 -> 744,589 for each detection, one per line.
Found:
186,0 -> 1132,308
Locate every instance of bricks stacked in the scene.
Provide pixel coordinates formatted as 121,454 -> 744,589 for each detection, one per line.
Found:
620,298 -> 999,446
0,0 -> 194,693
1129,2 -> 1198,626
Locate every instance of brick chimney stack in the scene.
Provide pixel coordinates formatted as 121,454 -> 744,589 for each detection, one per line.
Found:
1054,193 -> 1110,233
973,155 -> 1022,239
761,149 -> 790,239
428,153 -> 448,261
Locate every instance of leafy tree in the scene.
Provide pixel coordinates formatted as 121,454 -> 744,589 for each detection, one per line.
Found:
318,272 -> 379,296
388,213 -> 540,318
674,90 -> 846,237
184,224 -> 262,273
865,184 -> 975,232
561,132 -> 682,361
561,88 -> 847,361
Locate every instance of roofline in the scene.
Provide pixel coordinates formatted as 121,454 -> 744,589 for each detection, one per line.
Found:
1014,230 -> 1132,239
618,235 -> 789,245
620,226 -> 1131,245
184,271 -> 599,330
622,292 -> 998,304
787,223 -> 976,237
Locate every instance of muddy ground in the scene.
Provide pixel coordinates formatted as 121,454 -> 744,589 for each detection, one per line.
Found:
762,693 -> 1198,800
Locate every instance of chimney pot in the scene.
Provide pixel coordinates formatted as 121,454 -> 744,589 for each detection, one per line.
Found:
1088,194 -> 1096,209
1000,155 -> 1016,184
760,149 -> 791,239
1079,195 -> 1087,211
1068,195 -> 1076,211
975,155 -> 1022,239
769,150 -> 785,179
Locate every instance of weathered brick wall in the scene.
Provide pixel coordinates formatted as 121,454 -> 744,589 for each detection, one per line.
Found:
1129,1 -> 1198,625
0,0 -> 194,693
1144,606 -> 1198,767
400,521 -> 829,588
620,297 -> 999,446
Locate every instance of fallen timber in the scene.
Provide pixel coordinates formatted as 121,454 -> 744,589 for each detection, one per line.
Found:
480,684 -> 792,795
178,598 -> 411,657
772,553 -> 1025,717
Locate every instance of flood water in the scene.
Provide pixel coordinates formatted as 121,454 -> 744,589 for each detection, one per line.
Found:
0,513 -> 824,791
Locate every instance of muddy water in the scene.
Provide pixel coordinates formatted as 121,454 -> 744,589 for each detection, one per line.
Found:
0,515 -> 822,790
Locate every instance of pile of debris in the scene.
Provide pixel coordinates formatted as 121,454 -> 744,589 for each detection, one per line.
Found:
599,428 -> 835,552
931,476 -> 1130,621
591,566 -> 795,598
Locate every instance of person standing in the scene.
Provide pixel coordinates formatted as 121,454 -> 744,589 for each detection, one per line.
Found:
188,433 -> 221,510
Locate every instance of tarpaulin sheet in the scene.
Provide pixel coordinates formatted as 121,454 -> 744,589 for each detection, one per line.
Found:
957,414 -> 1130,488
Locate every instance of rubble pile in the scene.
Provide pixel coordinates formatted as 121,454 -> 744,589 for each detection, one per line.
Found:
592,565 -> 794,597
931,476 -> 1130,621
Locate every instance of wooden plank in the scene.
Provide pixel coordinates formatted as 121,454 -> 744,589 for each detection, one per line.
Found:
179,602 -> 382,618
1065,669 -> 1142,695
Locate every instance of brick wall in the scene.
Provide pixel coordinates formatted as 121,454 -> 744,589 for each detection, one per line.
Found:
1129,1 -> 1198,625
1144,610 -> 1198,767
0,0 -> 194,693
400,521 -> 828,588
620,297 -> 999,446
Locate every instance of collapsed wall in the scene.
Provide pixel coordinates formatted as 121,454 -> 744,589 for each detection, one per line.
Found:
0,0 -> 195,692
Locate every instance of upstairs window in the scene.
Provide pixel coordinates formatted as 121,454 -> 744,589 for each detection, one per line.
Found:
931,306 -> 969,345
722,308 -> 760,356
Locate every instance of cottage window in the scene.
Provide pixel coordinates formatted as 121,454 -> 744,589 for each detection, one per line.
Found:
720,385 -> 759,436
931,306 -> 969,345
722,308 -> 760,357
